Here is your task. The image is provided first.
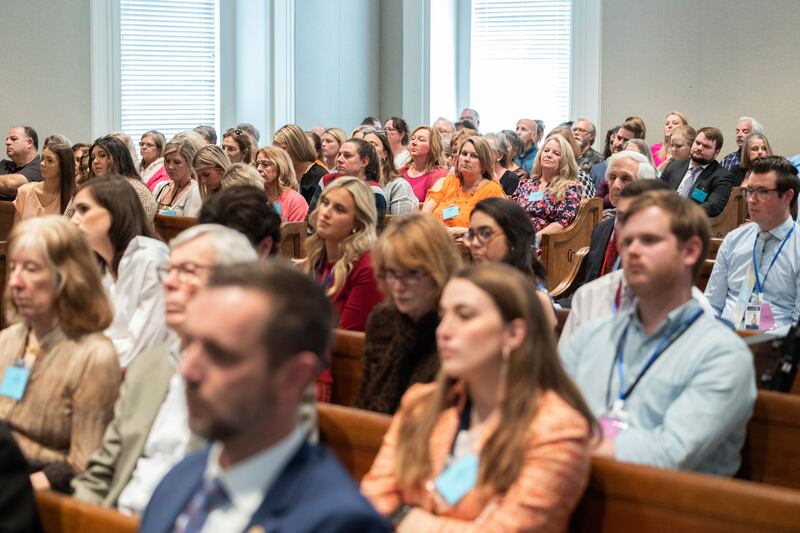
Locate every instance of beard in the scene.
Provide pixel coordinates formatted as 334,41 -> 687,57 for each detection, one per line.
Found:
691,153 -> 714,166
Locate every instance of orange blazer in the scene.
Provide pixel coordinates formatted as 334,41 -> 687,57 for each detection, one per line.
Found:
361,382 -> 591,533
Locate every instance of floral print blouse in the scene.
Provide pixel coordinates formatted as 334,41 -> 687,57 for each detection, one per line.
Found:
512,177 -> 581,232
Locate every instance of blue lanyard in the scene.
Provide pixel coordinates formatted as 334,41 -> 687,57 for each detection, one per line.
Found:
752,225 -> 794,293
316,263 -> 334,290
608,308 -> 704,406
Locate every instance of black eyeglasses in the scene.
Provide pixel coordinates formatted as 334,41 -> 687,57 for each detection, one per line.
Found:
376,268 -> 429,286
157,262 -> 214,283
464,226 -> 501,245
743,188 -> 780,199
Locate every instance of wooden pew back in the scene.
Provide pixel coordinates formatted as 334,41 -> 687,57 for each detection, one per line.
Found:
540,198 -> 602,292
318,402 -> 391,482
0,242 -> 7,330
708,187 -> 745,238
0,200 -> 15,241
36,490 -> 138,533
154,214 -> 197,243
697,259 -> 715,291
279,221 -> 307,259
331,329 -> 365,407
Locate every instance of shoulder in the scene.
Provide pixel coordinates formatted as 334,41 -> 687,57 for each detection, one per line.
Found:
479,179 -> 505,196
430,166 -> 449,179
397,382 -> 438,413
720,221 -> 758,250
528,390 -> 591,440
16,182 -> 36,196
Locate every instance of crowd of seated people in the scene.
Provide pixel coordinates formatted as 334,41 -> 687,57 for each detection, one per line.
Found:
0,105 -> 799,532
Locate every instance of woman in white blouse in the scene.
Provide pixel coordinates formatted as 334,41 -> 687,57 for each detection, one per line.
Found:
70,177 -> 169,367
153,136 -> 204,217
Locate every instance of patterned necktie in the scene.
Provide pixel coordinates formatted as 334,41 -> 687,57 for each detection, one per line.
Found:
600,233 -> 619,276
174,478 -> 230,533
678,166 -> 702,198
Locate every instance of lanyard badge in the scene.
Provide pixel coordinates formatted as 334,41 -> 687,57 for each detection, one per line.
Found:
0,361 -> 31,401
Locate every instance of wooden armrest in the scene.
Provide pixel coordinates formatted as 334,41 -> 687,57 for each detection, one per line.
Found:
550,246 -> 589,300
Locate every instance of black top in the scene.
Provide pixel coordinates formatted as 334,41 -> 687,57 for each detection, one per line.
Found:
0,423 -> 42,532
299,162 -> 328,204
499,169 -> 521,196
0,155 -> 43,200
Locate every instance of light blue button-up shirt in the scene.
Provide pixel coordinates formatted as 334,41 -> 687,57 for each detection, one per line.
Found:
705,216 -> 800,329
561,299 -> 755,476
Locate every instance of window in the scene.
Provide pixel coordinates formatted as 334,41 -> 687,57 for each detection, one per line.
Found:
119,0 -> 219,144
468,0 -> 572,133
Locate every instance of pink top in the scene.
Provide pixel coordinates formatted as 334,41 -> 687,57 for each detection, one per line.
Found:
145,166 -> 169,192
650,143 -> 666,168
277,188 -> 309,222
401,165 -> 449,202
13,183 -> 61,221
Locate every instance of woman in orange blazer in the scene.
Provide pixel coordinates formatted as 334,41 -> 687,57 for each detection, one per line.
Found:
361,263 -> 595,532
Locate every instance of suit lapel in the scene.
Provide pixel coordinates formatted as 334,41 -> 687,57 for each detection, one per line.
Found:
156,450 -> 207,533
244,442 -> 314,530
670,160 -> 691,190
689,160 -> 720,196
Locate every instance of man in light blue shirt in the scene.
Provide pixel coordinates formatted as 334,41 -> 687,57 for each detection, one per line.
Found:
705,156 -> 800,331
561,190 -> 755,476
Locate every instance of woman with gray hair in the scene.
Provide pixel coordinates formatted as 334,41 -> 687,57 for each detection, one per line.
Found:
138,130 -> 167,191
485,132 -> 521,195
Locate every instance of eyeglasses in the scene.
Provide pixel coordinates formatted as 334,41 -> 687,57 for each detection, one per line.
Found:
376,268 -> 428,286
743,188 -> 780,200
464,226 -> 501,245
157,262 -> 214,283
255,160 -> 274,169
139,142 -> 157,148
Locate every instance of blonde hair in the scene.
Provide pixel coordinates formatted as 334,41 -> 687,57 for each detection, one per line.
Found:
221,163 -> 264,191
193,145 -> 232,200
6,216 -> 113,336
531,136 -> 579,203
273,124 -> 317,163
455,136 -> 494,183
406,126 -> 447,171
163,134 -> 205,180
257,146 -> 298,201
323,128 -> 347,146
658,111 -> 690,160
373,213 -> 462,306
302,177 -> 377,297
394,263 -> 596,491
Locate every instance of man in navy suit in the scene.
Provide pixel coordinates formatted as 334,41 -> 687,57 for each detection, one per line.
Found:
139,262 -> 390,533
661,127 -> 733,217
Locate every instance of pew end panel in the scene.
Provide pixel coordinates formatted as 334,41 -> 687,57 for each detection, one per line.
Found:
0,200 -> 15,241
696,259 -> 715,292
540,198 -> 602,292
318,402 -> 391,482
36,490 -> 139,533
279,221 -> 307,259
550,246 -> 590,300
331,329 -> 365,407
708,187 -> 745,239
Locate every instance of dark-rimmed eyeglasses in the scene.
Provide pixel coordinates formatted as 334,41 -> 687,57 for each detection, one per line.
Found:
376,268 -> 428,286
743,188 -> 780,200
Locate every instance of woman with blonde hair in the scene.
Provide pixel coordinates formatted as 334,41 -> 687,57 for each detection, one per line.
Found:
220,162 -> 265,191
153,136 -> 204,216
0,216 -> 120,492
193,144 -> 231,200
255,145 -> 308,222
399,126 -> 449,202
657,125 -> 696,174
423,136 -> 505,237
545,127 -> 596,198
512,135 -> 582,234
356,213 -> 462,414
361,263 -> 594,531
321,127 -> 347,171
651,111 -> 689,167
273,123 -> 328,203
221,127 -> 257,165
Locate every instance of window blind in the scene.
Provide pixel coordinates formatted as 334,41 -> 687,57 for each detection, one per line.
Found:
470,0 -> 571,133
120,0 -> 218,148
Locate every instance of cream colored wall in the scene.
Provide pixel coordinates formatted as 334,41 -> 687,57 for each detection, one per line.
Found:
600,0 -> 800,156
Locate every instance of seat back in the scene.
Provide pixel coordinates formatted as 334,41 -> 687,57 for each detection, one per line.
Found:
154,214 -> 197,243
331,329 -> 365,407
318,402 -> 391,482
540,198 -> 602,292
0,200 -> 15,241
279,221 -> 307,259
36,490 -> 139,533
708,187 -> 745,238
696,259 -> 715,291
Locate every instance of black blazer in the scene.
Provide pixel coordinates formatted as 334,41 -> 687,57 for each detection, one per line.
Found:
0,423 -> 42,533
556,215 -> 615,308
661,159 -> 733,217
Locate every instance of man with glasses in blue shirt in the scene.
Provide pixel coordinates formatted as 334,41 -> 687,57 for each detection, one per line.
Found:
705,156 -> 800,333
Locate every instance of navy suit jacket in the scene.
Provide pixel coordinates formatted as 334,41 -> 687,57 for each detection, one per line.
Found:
139,441 -> 391,533
661,159 -> 733,217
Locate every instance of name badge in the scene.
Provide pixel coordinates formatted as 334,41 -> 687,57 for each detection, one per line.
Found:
273,202 -> 282,216
528,190 -> 545,202
690,188 -> 708,203
434,452 -> 478,506
442,205 -> 460,220
0,365 -> 31,401
743,293 -> 762,330
161,210 -> 178,216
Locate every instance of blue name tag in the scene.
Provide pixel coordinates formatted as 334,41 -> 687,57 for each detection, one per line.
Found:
528,190 -> 545,202
434,453 -> 479,506
273,202 -> 282,216
161,210 -> 177,216
0,366 -> 30,401
442,205 -> 460,220
690,188 -> 708,203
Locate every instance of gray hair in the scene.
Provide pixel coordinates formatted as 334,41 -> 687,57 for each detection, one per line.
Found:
605,150 -> 657,181
485,132 -> 512,167
739,116 -> 764,135
170,223 -> 258,264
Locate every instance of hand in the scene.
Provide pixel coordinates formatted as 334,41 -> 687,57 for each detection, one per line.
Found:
447,226 -> 468,244
30,471 -> 50,490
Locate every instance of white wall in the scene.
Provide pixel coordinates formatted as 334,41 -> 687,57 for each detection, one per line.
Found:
293,0 -> 380,133
600,0 -> 800,156
0,0 -> 93,144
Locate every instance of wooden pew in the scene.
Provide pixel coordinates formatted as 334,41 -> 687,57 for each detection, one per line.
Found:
708,187 -> 745,238
0,241 -> 6,330
330,329 -> 365,407
36,490 -> 138,533
696,259 -> 715,291
738,390 -> 800,490
550,246 -> 590,300
279,221 -> 307,259
709,237 -> 723,260
0,200 -> 15,241
540,198 -> 602,292
318,403 -> 800,532
154,214 -> 197,243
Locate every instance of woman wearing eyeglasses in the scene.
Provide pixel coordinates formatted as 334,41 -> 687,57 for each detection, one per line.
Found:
467,198 -> 556,329
254,146 -> 309,222
356,214 -> 462,415
355,129 -> 418,215
221,128 -> 257,165
138,130 -> 168,191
